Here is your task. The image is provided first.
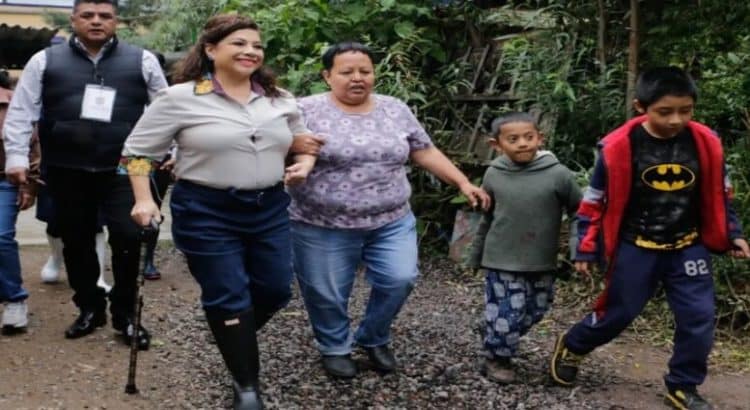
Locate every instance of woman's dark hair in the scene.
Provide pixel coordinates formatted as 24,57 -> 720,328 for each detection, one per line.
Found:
635,66 -> 698,108
0,70 -> 11,89
173,14 -> 279,97
321,41 -> 375,71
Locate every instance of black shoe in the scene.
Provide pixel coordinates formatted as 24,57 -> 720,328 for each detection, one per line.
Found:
233,382 -> 264,410
364,345 -> 397,372
142,237 -> 161,280
64,309 -> 106,339
481,356 -> 516,384
550,334 -> 584,386
112,316 -> 151,351
665,387 -> 713,410
321,354 -> 357,378
143,262 -> 161,280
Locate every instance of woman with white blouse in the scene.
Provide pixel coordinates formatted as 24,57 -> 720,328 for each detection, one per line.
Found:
119,14 -> 315,410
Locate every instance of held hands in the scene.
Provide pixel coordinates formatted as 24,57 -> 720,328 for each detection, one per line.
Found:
130,200 -> 162,228
160,157 -> 176,172
160,157 -> 177,180
285,133 -> 323,186
284,156 -> 315,186
6,167 -> 28,186
8,167 -> 36,210
458,181 -> 491,211
16,190 -> 35,210
729,238 -> 750,258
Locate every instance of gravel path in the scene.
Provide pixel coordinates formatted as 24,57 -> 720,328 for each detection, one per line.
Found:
1,246 -> 748,409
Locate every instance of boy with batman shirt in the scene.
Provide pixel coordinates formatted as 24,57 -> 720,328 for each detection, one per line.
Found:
550,67 -> 749,410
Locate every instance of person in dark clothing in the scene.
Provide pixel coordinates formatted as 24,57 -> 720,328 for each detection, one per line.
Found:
139,51 -> 175,280
36,171 -> 110,291
140,149 -> 174,280
2,0 -> 167,349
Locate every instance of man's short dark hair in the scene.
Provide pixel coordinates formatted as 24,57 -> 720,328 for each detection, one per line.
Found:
321,41 -> 375,71
74,0 -> 118,9
635,66 -> 697,108
490,112 -> 539,137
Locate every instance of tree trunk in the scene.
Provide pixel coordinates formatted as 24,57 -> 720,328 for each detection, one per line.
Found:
597,0 -> 607,130
625,0 -> 640,119
596,0 -> 607,76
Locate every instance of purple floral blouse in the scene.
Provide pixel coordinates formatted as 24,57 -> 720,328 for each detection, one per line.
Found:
288,93 -> 433,229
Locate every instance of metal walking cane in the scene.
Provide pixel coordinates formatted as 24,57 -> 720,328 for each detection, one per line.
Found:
125,218 -> 160,394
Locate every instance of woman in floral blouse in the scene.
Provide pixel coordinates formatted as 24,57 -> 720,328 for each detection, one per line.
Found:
288,41 -> 490,379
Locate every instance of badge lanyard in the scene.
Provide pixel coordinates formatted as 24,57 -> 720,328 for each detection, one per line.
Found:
80,66 -> 117,123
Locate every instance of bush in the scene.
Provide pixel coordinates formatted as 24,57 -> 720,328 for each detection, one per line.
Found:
132,0 -> 750,336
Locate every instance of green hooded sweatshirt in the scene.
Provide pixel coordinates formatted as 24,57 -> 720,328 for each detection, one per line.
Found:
465,150 -> 582,272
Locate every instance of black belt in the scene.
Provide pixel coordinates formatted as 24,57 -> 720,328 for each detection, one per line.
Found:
177,179 -> 284,195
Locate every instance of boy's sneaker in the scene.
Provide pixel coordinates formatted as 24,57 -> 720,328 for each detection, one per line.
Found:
481,356 -> 515,384
664,387 -> 713,410
550,334 -> 584,386
2,301 -> 29,334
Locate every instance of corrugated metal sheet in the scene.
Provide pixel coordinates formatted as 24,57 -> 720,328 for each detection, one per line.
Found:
0,23 -> 58,69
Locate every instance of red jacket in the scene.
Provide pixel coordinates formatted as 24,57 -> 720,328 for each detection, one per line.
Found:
576,115 -> 740,265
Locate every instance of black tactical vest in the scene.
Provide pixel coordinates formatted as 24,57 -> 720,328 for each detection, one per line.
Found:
39,37 -> 148,171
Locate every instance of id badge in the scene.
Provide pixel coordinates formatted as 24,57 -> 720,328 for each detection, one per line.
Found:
80,84 -> 117,123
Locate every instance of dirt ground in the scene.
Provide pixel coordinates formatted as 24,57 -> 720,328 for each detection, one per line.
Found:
0,246 -> 197,410
1,246 -> 748,410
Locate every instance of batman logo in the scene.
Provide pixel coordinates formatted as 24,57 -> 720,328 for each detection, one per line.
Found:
642,163 -> 696,192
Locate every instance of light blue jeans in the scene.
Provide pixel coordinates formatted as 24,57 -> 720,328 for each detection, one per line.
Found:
292,212 -> 419,355
0,180 -> 27,302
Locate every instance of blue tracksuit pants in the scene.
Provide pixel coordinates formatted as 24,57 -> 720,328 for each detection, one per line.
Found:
565,241 -> 715,389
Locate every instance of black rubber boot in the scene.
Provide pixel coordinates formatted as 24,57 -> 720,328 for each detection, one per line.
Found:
205,308 -> 264,410
253,305 -> 275,331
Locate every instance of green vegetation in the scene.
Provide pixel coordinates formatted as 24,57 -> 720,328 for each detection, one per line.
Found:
114,0 -> 750,339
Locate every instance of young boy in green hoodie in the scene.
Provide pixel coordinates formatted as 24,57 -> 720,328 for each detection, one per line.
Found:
465,112 -> 582,383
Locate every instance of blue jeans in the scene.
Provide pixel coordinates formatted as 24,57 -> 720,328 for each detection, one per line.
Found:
292,212 -> 419,355
0,180 -> 27,302
170,180 -> 293,315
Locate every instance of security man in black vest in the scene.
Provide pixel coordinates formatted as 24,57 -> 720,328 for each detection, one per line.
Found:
2,0 -> 167,348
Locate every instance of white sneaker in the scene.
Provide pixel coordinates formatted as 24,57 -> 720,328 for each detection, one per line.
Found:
96,276 -> 112,293
40,235 -> 64,283
95,231 -> 112,293
2,301 -> 28,332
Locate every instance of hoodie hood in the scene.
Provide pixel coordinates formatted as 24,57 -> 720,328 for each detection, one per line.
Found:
491,150 -> 559,172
